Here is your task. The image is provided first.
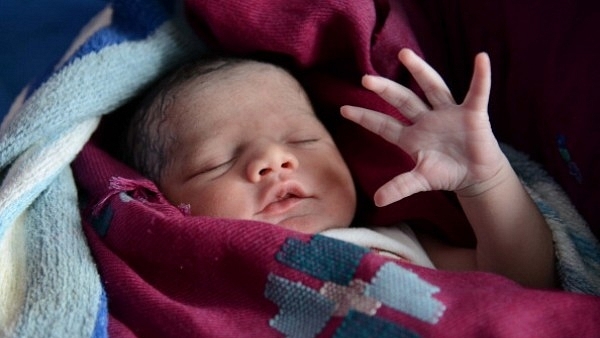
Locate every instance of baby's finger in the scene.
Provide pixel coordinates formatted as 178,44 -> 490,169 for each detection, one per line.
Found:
398,49 -> 455,108
462,52 -> 491,112
361,74 -> 429,120
341,105 -> 405,145
373,171 -> 428,207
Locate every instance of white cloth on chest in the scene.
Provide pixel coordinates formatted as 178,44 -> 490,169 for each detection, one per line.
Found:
321,224 -> 435,269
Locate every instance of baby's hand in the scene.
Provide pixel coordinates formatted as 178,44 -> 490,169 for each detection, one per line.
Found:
342,49 -> 509,207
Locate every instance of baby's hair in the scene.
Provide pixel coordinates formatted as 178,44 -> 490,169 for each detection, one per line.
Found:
125,56 -> 254,182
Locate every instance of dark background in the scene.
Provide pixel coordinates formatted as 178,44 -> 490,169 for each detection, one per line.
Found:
0,0 -> 105,119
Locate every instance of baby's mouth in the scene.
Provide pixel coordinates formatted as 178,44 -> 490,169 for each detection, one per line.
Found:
257,182 -> 311,217
260,193 -> 303,215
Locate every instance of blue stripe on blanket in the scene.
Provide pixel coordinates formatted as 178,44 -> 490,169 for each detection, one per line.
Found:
74,0 -> 172,60
92,290 -> 108,338
27,0 -> 174,99
1,0 -> 201,335
0,21 -> 198,174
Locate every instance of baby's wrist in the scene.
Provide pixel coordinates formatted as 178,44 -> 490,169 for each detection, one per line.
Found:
455,160 -> 513,198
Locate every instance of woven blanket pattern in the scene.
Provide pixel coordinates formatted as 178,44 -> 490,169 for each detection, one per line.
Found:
2,0 -> 600,337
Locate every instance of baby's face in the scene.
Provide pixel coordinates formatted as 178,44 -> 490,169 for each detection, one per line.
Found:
159,63 -> 357,233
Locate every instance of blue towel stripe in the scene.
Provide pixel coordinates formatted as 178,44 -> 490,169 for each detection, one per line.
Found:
0,20 -> 198,171
92,290 -> 109,338
26,0 -> 172,100
0,0 -> 202,335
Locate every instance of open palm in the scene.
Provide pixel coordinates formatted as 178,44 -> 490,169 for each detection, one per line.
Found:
341,49 -> 507,207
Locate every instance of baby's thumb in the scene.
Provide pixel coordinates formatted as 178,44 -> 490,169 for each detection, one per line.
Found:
373,172 -> 427,207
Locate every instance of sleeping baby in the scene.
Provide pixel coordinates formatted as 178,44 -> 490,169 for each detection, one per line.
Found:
124,49 -> 556,289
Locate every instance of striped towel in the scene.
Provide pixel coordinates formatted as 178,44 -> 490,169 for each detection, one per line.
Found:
0,1 -> 201,336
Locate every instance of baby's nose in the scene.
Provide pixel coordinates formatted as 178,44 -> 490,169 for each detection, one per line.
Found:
247,145 -> 299,182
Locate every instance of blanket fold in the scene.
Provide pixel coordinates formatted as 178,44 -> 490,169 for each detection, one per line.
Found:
0,1 -> 201,336
2,0 -> 600,337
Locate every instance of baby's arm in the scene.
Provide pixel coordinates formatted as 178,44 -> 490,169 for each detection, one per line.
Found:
341,49 -> 555,288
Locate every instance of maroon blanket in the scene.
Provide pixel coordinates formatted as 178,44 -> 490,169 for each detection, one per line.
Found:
76,142 -> 600,337
73,0 -> 600,336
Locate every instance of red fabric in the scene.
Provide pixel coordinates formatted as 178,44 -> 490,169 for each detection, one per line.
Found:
74,142 -> 600,337
74,0 -> 600,336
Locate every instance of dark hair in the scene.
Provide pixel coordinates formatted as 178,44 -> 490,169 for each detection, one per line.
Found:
124,56 -> 252,182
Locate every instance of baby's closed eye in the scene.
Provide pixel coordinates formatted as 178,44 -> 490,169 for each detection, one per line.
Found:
287,137 -> 322,148
202,158 -> 235,172
188,157 -> 236,180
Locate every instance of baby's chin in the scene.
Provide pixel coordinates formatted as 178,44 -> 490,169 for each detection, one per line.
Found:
273,215 -> 350,234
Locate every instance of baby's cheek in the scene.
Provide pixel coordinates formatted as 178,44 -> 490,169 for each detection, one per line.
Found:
189,185 -> 252,219
318,168 -> 356,225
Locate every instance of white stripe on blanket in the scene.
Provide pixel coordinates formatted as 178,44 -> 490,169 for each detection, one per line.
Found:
0,4 -> 201,336
0,213 -> 26,335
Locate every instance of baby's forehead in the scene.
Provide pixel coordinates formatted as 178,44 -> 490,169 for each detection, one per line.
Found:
202,61 -> 296,91
185,60 -> 299,91
168,60 -> 318,131
174,61 -> 311,111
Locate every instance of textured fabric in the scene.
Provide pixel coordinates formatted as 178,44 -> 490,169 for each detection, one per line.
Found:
0,0 -> 105,118
72,0 -> 600,334
73,141 -> 600,337
2,0 -> 600,337
502,144 -> 600,295
0,0 -> 200,336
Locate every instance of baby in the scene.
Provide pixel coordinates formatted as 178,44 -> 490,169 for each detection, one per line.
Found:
125,50 -> 555,288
